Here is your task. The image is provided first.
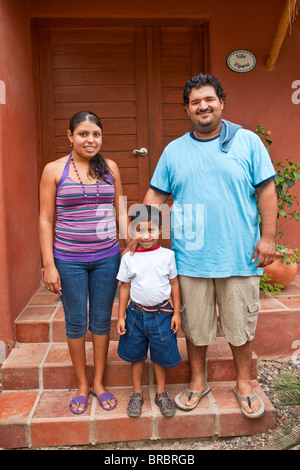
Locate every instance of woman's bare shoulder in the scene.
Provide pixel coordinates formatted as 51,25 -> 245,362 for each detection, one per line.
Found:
41,155 -> 69,183
105,158 -> 120,179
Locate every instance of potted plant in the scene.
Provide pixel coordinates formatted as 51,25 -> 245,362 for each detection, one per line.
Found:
256,126 -> 300,293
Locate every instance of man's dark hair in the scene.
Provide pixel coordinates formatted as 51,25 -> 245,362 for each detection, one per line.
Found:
183,74 -> 227,106
130,204 -> 162,229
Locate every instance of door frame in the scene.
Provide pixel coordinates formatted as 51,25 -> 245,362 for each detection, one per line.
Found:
32,18 -> 210,188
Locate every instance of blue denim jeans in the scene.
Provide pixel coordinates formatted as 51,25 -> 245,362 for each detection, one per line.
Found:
55,253 -> 120,339
118,301 -> 181,368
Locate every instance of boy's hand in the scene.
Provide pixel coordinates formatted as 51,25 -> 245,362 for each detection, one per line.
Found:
171,313 -> 181,334
117,318 -> 126,335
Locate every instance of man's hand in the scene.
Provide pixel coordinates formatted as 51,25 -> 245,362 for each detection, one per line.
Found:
255,181 -> 277,268
252,237 -> 276,267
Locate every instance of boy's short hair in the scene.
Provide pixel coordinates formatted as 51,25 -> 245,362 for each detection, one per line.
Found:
130,204 -> 162,229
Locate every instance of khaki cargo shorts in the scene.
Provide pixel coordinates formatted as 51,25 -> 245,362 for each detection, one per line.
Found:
179,275 -> 261,347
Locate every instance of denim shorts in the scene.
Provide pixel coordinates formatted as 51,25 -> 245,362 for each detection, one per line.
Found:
117,301 -> 181,368
55,252 -> 120,339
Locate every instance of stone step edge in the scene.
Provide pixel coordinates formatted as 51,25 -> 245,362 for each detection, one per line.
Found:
0,381 -> 276,449
15,300 -> 300,345
1,338 -> 258,391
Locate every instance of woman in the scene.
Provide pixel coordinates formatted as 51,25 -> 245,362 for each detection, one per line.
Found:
39,111 -> 128,413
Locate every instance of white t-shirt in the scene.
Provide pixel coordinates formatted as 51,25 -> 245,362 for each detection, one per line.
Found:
117,245 -> 177,306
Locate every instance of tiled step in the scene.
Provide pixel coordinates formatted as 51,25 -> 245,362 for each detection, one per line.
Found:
2,282 -> 286,449
0,381 -> 276,449
254,285 -> 300,358
0,337 -> 258,391
15,282 -> 300,359
15,290 -> 132,343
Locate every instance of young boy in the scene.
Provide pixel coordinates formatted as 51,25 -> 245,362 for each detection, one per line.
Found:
116,204 -> 181,417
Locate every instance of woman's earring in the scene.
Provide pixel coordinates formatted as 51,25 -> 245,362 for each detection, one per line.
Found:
70,142 -> 73,147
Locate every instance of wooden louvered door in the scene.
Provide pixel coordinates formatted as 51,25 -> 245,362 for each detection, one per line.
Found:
34,20 -> 208,209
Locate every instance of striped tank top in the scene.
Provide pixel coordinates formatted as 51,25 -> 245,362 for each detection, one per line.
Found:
53,154 -> 120,262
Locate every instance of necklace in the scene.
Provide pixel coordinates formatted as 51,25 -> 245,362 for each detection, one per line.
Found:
70,152 -> 100,210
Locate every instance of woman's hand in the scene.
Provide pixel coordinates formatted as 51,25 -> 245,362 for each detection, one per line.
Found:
43,265 -> 62,295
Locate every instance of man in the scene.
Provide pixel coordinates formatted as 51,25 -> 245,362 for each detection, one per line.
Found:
143,74 -> 278,417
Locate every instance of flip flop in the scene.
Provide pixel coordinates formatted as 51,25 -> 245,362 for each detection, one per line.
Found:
69,395 -> 88,414
91,391 -> 117,411
175,386 -> 211,411
233,388 -> 265,419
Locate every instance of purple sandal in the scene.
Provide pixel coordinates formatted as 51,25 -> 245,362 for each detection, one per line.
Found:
69,395 -> 88,414
91,391 -> 117,411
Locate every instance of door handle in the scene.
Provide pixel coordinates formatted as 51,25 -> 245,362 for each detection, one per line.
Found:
133,147 -> 148,156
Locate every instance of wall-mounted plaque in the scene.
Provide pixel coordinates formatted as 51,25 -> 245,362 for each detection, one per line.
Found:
227,50 -> 256,73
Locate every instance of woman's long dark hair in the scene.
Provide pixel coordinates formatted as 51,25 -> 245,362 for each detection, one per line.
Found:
69,111 -> 113,183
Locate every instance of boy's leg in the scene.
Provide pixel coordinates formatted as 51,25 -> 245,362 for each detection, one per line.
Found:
153,362 -> 166,394
153,362 -> 175,417
127,361 -> 145,417
132,361 -> 145,393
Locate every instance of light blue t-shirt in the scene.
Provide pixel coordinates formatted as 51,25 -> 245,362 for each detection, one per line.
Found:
150,129 -> 276,278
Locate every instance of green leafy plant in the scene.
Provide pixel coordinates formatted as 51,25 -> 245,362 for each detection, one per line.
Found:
256,126 -> 300,294
259,273 -> 284,295
276,244 -> 300,265
256,125 -> 300,244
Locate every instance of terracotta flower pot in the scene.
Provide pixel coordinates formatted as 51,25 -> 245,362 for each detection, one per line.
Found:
263,251 -> 298,288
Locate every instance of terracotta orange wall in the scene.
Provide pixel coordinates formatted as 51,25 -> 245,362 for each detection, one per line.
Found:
0,0 -> 41,358
29,0 -> 300,248
208,1 -> 300,250
0,0 -> 298,353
